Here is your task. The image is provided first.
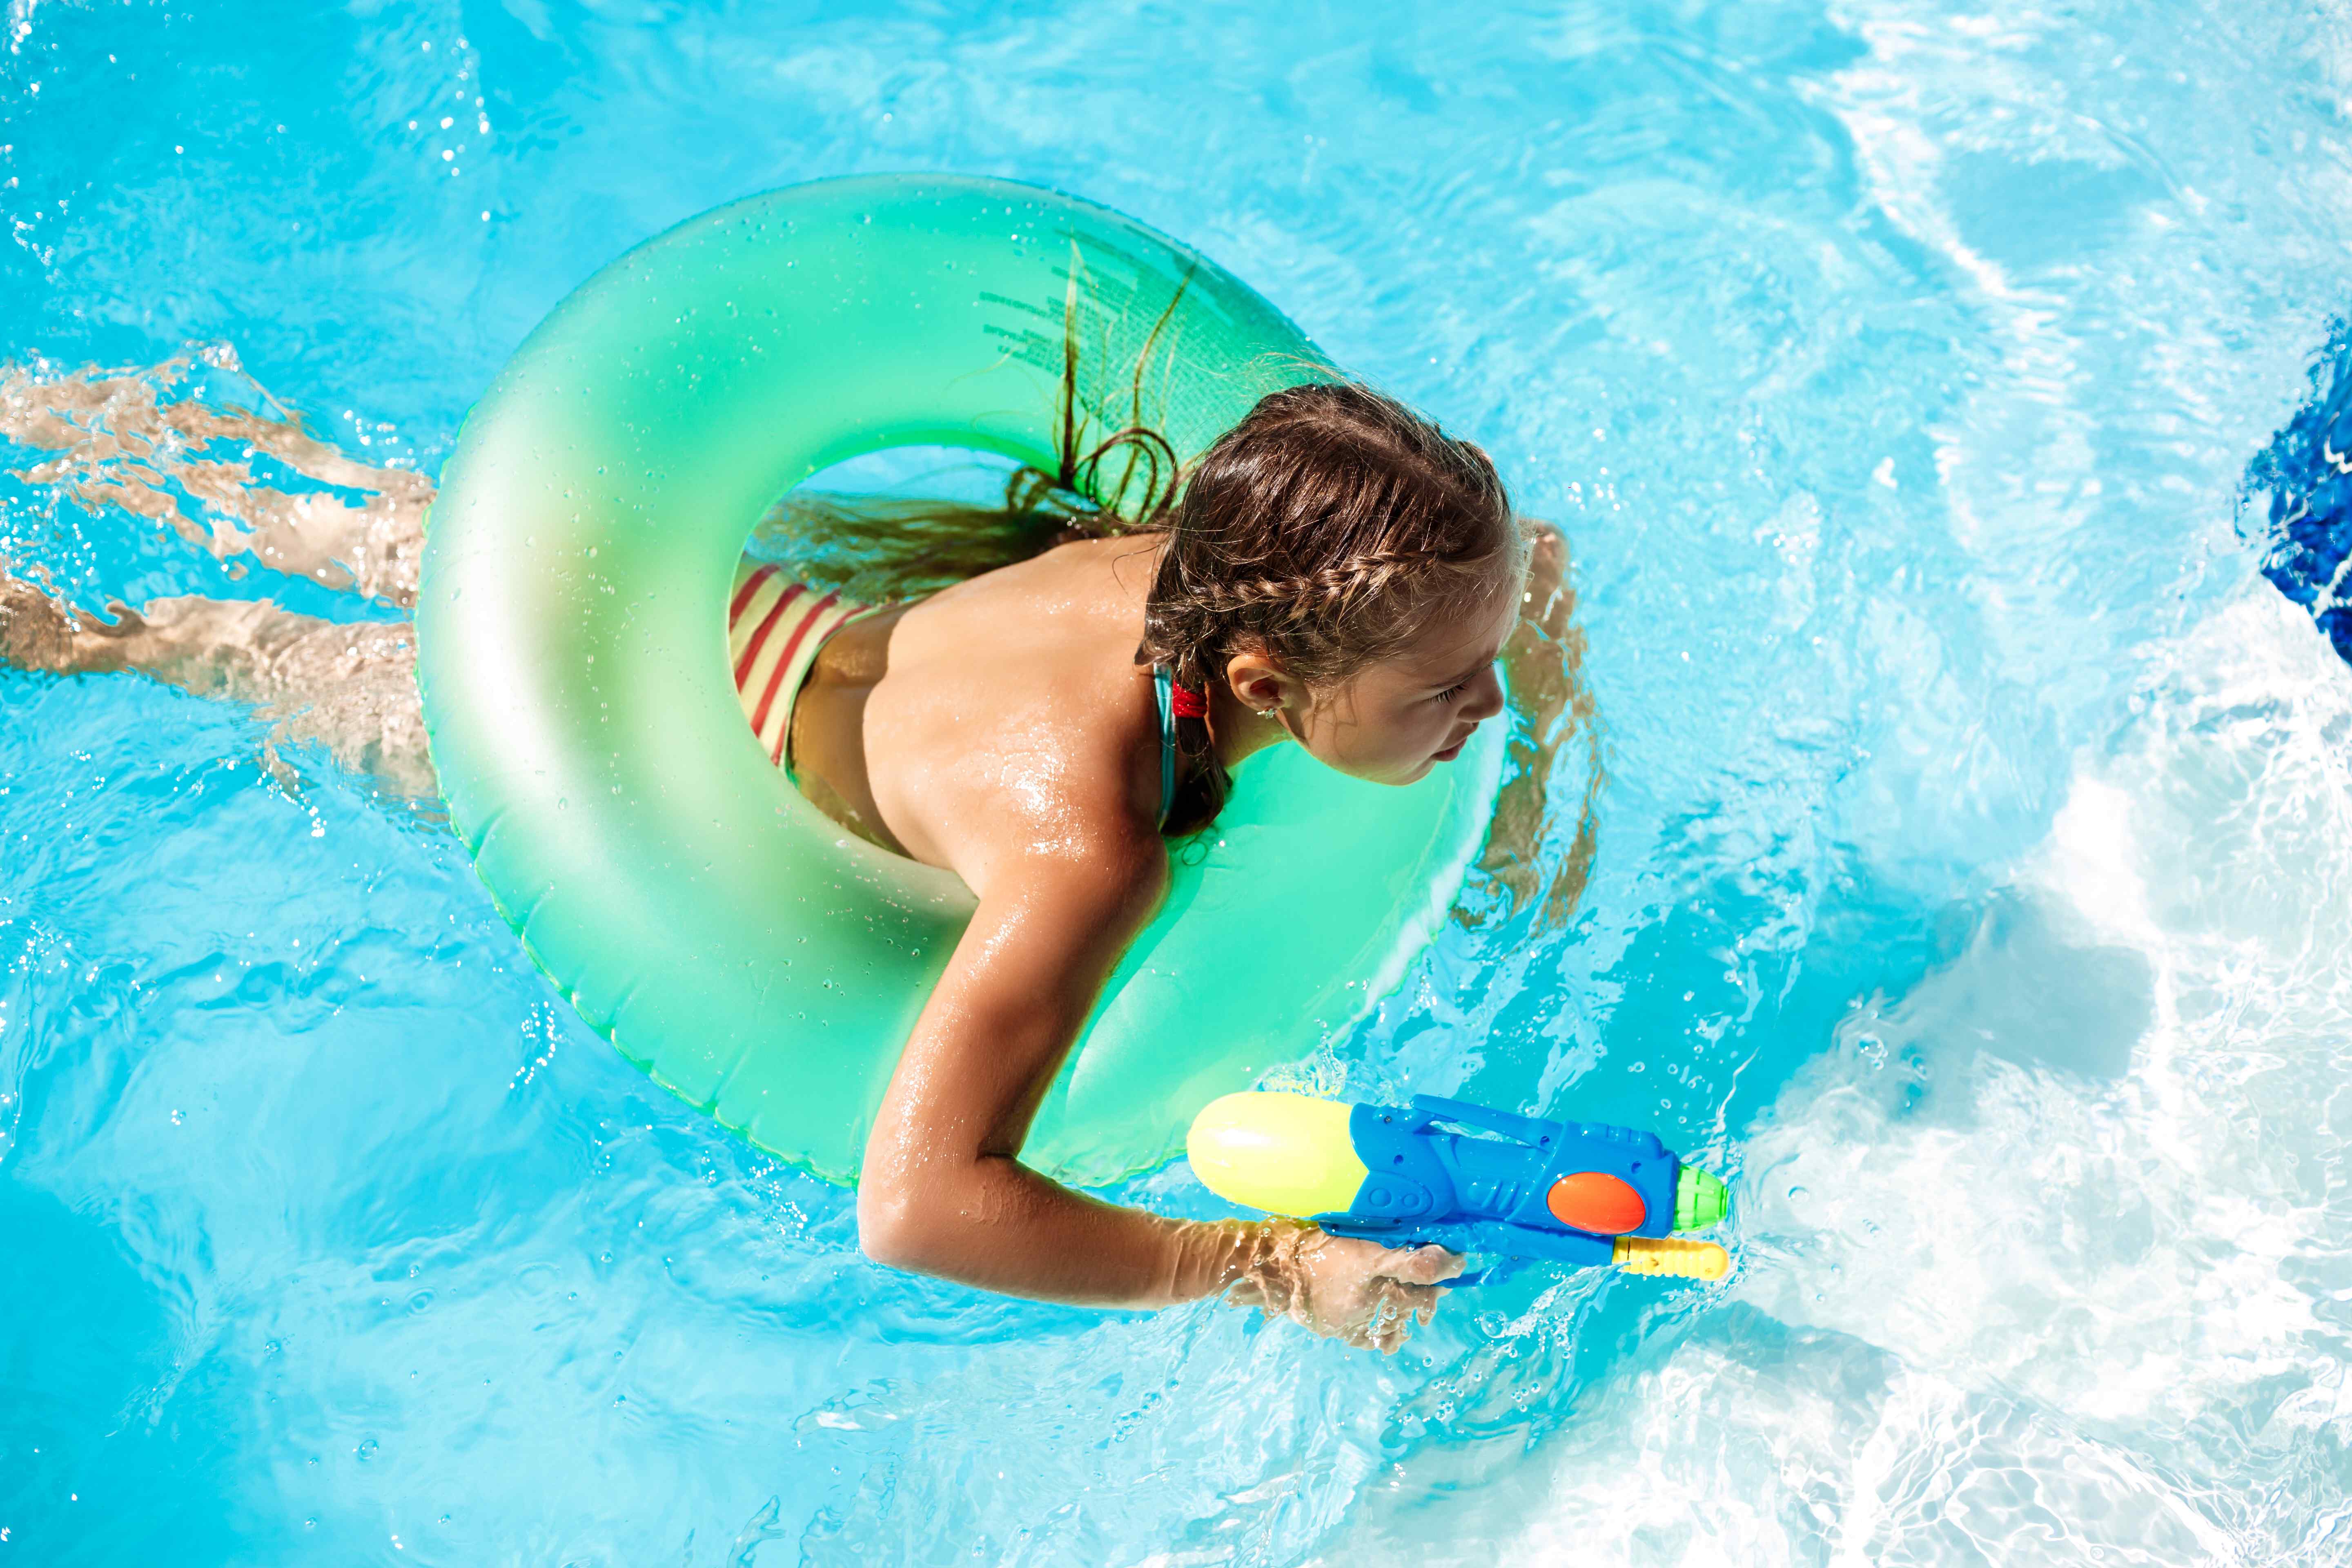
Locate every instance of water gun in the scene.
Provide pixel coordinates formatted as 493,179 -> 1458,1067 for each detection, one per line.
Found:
1186,1092 -> 1731,1284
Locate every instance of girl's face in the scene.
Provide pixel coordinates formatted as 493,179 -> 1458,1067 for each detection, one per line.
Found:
1282,557 -> 1520,786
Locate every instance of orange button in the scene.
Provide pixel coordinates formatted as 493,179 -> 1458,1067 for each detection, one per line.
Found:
1546,1172 -> 1646,1235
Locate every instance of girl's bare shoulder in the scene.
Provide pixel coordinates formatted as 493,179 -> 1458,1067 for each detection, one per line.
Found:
913,532 -> 1160,620
863,535 -> 1170,886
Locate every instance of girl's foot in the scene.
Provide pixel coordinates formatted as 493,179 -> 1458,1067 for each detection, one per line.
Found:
0,568 -> 123,675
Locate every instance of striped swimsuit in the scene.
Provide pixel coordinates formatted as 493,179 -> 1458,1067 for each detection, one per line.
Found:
727,557 -> 1183,827
728,560 -> 871,775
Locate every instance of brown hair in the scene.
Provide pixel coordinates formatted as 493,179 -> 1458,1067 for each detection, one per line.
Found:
1137,381 -> 1520,836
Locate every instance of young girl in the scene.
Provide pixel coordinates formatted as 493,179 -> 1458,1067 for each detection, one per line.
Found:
2,372 -> 1584,1352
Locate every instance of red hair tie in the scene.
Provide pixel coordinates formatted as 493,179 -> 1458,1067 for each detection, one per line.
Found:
1170,682 -> 1210,719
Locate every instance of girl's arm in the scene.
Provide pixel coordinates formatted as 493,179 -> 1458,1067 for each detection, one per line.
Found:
855,835 -> 1458,1340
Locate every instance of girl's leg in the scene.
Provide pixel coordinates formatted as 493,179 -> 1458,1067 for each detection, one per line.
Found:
3,359 -> 437,797
0,567 -> 434,800
2,358 -> 431,607
1480,523 -> 1604,922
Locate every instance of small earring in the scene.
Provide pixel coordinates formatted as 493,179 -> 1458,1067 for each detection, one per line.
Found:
1256,706 -> 1279,720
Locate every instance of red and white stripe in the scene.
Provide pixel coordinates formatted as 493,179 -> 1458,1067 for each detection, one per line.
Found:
729,561 -> 866,769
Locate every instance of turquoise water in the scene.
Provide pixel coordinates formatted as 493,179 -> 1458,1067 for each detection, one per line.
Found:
7,2 -> 2352,1563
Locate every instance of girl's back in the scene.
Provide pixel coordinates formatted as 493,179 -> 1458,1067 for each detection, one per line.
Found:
789,534 -> 1170,884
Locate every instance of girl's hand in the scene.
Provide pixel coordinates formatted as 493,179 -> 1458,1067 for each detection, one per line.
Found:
1223,1221 -> 1464,1353
1479,519 -> 1600,924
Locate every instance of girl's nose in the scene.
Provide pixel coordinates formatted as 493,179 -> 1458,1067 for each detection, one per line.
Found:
1461,665 -> 1506,724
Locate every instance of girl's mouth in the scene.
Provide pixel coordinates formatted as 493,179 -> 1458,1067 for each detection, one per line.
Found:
1436,713 -> 1489,761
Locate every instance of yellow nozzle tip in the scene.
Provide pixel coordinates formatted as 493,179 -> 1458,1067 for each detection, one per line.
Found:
1612,1236 -> 1731,1280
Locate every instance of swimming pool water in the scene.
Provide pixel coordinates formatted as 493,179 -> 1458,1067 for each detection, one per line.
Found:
6,2 -> 2352,1563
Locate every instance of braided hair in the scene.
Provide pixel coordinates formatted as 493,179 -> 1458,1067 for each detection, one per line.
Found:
1137,382 -> 1519,837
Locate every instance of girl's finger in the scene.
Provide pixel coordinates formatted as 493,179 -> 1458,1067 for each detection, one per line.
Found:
1371,1284 -> 1434,1351
1377,1245 -> 1465,1285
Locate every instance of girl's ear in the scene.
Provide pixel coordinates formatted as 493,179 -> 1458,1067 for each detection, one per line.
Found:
1221,648 -> 1298,715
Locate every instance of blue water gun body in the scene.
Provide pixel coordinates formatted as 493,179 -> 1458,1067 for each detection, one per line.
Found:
1187,1093 -> 1730,1283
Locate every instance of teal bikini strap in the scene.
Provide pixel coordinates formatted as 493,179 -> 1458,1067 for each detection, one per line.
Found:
1153,666 -> 1176,831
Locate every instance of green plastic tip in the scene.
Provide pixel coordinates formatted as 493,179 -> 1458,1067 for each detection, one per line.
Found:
1674,1167 -> 1729,1234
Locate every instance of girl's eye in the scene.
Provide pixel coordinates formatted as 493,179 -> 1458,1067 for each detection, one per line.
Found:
1436,682 -> 1468,703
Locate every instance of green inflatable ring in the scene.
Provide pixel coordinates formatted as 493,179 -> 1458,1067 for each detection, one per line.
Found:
416,174 -> 1504,1187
